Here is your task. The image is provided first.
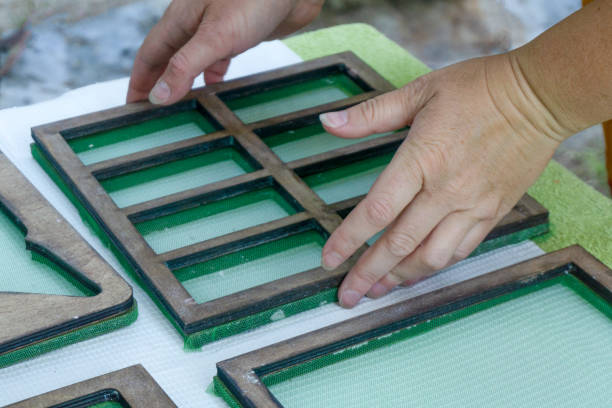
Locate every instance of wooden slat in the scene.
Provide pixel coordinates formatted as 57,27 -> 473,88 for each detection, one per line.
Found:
88,130 -> 231,179
159,212 -> 312,266
123,169 -> 271,221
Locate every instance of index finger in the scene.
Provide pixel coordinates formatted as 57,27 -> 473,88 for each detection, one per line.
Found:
321,140 -> 424,270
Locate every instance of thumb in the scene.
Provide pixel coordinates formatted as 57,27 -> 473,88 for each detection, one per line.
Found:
319,76 -> 432,139
149,27 -> 229,105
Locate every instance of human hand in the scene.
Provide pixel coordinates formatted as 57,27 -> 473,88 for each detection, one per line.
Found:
319,53 -> 573,308
127,0 -> 323,104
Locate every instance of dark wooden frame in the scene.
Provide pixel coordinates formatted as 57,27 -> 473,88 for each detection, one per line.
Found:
216,245 -> 612,408
5,364 -> 176,407
31,52 -> 548,339
0,152 -> 134,362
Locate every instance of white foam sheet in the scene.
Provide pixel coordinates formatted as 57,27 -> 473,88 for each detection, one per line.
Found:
0,40 -> 545,406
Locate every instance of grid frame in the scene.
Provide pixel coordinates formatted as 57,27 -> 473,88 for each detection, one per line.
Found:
31,52 -> 548,339
0,151 -> 134,364
215,245 -> 612,408
6,364 -> 176,407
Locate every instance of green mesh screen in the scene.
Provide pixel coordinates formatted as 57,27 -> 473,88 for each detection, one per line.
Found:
174,230 -> 325,303
0,302 -> 138,369
304,152 -> 392,204
0,204 -> 93,296
68,111 -> 216,165
263,123 -> 391,162
100,148 -> 255,208
135,188 -> 296,254
90,402 -> 125,408
225,73 -> 364,123
262,275 -> 612,408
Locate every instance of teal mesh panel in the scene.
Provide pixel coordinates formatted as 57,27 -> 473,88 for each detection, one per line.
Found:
0,204 -> 92,296
225,74 -> 364,123
263,123 -> 391,162
174,231 -> 325,303
263,275 -> 612,408
101,148 -> 255,208
89,402 -> 125,408
304,153 -> 392,204
68,110 -> 216,165
135,188 -> 296,254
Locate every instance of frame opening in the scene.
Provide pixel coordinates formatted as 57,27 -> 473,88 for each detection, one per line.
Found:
63,100 -> 220,165
99,138 -> 259,209
256,114 -> 394,163
172,227 -> 327,304
219,65 -> 369,123
0,200 -> 98,297
300,149 -> 396,204
133,183 -> 302,254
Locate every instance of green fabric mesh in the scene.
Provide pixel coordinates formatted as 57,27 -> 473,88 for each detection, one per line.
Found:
304,152 -> 392,204
0,303 -> 137,369
135,188 -> 296,254
224,73 -> 364,123
89,400 -> 126,407
263,123 -> 391,162
68,110 -> 216,165
100,148 -> 255,208
174,231 -> 325,303
184,288 -> 338,349
261,275 -> 612,408
0,203 -> 94,296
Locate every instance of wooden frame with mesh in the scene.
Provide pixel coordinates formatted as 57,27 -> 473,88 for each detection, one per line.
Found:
30,52 -> 548,342
215,245 -> 612,407
0,151 -> 134,366
6,364 -> 176,407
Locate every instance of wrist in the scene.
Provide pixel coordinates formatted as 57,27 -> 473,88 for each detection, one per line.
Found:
484,52 -> 574,145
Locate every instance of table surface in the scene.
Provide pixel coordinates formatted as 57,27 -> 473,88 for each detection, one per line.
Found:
0,24 -> 609,407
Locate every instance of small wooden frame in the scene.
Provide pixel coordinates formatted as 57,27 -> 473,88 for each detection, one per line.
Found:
215,245 -> 612,407
0,152 -> 134,366
31,52 -> 548,342
5,364 -> 176,407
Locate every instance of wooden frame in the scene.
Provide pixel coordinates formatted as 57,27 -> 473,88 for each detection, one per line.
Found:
5,364 -> 176,407
0,151 -> 134,364
30,52 -> 548,341
215,245 -> 612,408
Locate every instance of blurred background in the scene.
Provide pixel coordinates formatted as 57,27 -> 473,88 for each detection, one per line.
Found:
0,0 -> 608,197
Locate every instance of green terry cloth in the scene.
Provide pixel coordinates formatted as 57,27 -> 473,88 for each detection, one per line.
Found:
285,23 -> 612,268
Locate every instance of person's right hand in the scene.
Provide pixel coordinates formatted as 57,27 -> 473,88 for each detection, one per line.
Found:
127,0 -> 324,104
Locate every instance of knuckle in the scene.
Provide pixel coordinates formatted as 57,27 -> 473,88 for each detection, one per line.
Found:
168,50 -> 192,78
357,98 -> 379,125
419,139 -> 450,173
352,267 -> 381,287
475,197 -> 503,220
421,249 -> 449,271
385,229 -> 418,258
329,228 -> 360,259
454,246 -> 473,261
364,195 -> 395,228
404,74 -> 429,95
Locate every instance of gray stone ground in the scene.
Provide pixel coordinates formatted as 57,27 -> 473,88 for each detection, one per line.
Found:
0,0 -> 608,196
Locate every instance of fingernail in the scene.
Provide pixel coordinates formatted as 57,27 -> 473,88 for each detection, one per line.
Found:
366,282 -> 388,299
320,110 -> 348,128
339,289 -> 362,308
149,80 -> 170,104
322,251 -> 344,271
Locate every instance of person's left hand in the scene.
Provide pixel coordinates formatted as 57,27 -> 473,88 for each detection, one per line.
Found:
319,53 -> 571,308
